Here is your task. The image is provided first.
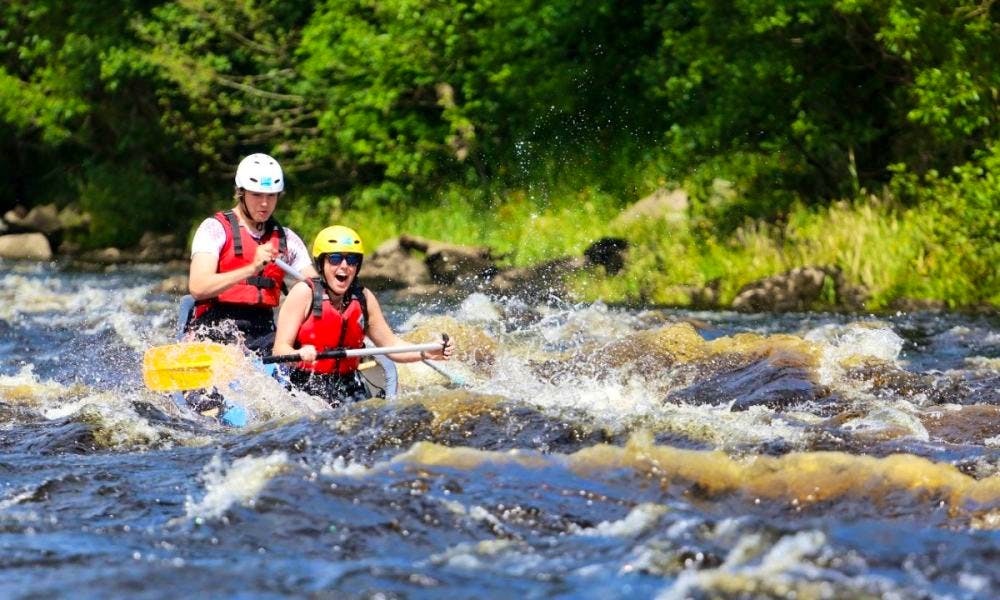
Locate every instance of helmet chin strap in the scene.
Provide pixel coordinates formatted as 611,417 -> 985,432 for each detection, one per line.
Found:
237,189 -> 266,231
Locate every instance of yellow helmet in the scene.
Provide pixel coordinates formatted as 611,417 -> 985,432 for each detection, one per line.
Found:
311,225 -> 365,258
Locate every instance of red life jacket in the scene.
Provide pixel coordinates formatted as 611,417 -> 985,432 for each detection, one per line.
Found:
294,278 -> 367,374
194,210 -> 287,318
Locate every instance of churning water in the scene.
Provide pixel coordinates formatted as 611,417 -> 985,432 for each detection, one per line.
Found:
1,261 -> 998,598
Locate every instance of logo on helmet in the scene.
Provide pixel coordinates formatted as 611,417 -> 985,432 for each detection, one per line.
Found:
260,176 -> 273,188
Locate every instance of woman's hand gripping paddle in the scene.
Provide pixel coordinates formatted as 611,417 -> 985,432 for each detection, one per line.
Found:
420,333 -> 466,386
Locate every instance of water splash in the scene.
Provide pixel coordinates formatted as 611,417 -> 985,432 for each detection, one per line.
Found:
184,452 -> 290,521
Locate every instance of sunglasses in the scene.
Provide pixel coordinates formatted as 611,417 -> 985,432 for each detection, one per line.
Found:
325,252 -> 362,266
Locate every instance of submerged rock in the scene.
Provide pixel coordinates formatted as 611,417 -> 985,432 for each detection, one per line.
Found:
669,356 -> 832,412
920,404 -> 1000,446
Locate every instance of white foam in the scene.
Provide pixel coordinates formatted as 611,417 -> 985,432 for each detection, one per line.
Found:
751,530 -> 828,572
456,293 -> 503,323
0,274 -> 68,320
840,402 -> 930,441
480,346 -> 817,446
805,323 -> 904,386
657,530 -> 833,600
185,452 -> 289,521
964,356 -> 1000,371
0,488 -> 45,512
479,352 -> 662,432
43,390 -> 167,447
0,366 -> 71,406
427,539 -> 520,571
320,454 -> 371,477
574,503 -> 668,538
468,505 -> 506,530
0,271 -> 164,354
538,301 -> 633,346
665,516 -> 703,539
217,366 -> 328,423
958,571 -> 990,595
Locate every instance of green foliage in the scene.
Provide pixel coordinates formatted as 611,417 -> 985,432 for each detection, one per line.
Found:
0,2 -> 92,144
286,184 -> 619,269
575,186 -> 998,309
641,0 -> 999,225
134,0 -> 318,179
77,161 -> 194,249
0,0 -> 200,222
295,0 -> 658,207
0,0 -> 996,309
885,143 -> 1000,305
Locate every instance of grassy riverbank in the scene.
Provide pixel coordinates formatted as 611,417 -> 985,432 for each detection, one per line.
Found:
575,195 -> 998,311
282,158 -> 998,312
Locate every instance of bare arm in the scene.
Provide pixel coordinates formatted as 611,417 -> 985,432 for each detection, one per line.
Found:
299,264 -> 319,279
364,289 -> 453,362
273,281 -> 314,359
188,245 -> 276,300
283,228 -> 319,279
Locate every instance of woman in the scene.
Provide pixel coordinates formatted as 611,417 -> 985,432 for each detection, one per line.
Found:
187,153 -> 318,353
273,225 -> 454,407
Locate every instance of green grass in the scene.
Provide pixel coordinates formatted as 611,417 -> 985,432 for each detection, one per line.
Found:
570,194 -> 997,310
282,165 -> 998,311
286,184 -> 623,268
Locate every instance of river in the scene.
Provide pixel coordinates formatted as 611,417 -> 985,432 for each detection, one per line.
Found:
1,260 -> 998,598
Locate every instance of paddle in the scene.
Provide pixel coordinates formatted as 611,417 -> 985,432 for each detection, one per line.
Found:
262,341 -> 444,364
421,356 -> 468,386
143,340 -> 446,392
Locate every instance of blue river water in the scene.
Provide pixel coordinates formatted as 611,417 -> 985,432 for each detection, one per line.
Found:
1,260 -> 998,599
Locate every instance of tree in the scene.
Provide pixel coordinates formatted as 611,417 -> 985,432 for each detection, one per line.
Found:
639,0 -> 999,222
0,0 -> 197,246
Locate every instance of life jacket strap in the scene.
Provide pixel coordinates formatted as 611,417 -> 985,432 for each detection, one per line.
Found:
223,210 -> 244,257
309,277 -> 324,318
221,209 -> 287,258
245,275 -> 277,289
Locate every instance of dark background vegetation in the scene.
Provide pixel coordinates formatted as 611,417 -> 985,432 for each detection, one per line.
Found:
2,0 -> 996,306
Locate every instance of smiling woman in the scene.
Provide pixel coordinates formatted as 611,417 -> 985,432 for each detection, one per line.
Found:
273,224 -> 454,407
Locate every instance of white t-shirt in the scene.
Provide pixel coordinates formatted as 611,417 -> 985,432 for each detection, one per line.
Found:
190,217 -> 313,274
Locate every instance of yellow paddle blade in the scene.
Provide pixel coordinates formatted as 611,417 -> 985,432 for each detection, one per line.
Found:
142,342 -> 246,392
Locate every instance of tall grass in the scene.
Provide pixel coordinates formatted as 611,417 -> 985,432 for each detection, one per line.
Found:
287,185 -> 621,267
283,166 -> 998,310
572,195 -> 997,309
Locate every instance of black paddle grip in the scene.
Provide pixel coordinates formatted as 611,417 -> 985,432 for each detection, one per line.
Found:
261,349 -> 348,364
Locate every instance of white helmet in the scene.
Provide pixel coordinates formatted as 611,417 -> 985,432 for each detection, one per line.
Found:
234,153 -> 284,193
